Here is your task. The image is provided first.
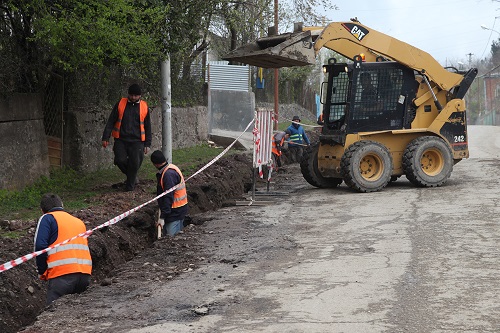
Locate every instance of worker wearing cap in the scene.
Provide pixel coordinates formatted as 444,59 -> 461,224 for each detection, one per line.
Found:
151,150 -> 188,237
102,83 -> 152,192
285,115 -> 310,163
34,193 -> 92,305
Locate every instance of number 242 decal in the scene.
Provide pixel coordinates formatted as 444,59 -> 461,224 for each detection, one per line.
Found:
454,135 -> 465,143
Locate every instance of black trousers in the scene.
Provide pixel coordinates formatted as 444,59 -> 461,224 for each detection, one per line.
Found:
46,273 -> 91,305
288,145 -> 303,163
113,139 -> 144,190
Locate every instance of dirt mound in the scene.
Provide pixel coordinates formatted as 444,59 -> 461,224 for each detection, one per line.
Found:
0,153 -> 254,333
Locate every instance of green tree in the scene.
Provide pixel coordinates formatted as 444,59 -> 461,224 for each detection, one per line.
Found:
0,0 -> 168,95
0,0 -> 219,105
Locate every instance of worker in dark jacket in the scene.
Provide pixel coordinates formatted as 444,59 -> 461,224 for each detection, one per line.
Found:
151,150 -> 188,237
102,83 -> 152,191
285,115 -> 310,163
34,193 -> 92,305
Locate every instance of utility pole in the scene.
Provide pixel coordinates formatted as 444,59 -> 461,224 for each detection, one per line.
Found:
273,0 -> 279,131
161,57 -> 172,163
466,53 -> 474,68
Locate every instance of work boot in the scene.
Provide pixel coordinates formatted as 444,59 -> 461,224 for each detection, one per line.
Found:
111,181 -> 126,189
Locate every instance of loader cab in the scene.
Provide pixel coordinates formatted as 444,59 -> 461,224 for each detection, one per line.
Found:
320,59 -> 418,145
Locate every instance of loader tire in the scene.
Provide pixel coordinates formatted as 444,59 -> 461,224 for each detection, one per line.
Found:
300,143 -> 343,188
402,136 -> 453,187
340,141 -> 393,193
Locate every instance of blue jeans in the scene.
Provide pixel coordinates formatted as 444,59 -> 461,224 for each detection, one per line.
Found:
163,219 -> 184,236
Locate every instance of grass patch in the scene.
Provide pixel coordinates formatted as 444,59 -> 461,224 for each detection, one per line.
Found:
0,230 -> 24,239
0,143 -> 226,222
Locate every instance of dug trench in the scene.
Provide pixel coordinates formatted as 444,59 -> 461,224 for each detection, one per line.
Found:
1,151 -> 281,333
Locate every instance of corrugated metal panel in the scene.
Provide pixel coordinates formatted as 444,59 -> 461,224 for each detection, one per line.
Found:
209,63 -> 249,92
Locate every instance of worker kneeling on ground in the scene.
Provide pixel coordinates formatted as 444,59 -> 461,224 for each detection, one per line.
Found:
34,193 -> 92,305
151,150 -> 188,237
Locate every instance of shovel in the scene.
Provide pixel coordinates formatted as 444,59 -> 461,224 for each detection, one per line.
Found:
156,209 -> 162,239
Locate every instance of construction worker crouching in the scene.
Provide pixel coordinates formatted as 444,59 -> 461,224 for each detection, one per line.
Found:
272,131 -> 290,172
34,193 -> 92,305
151,150 -> 188,237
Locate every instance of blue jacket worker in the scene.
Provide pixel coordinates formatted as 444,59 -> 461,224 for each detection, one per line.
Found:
34,193 -> 92,305
285,115 -> 310,163
151,150 -> 188,236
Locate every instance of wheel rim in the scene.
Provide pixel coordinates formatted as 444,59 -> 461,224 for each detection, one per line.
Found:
359,154 -> 383,180
420,148 -> 444,176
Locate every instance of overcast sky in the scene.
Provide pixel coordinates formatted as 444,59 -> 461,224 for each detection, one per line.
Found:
319,0 -> 500,67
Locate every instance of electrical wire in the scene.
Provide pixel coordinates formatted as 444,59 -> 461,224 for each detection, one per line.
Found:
480,16 -> 499,60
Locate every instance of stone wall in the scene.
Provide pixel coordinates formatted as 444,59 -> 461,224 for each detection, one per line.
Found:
0,94 -> 50,190
63,104 -> 209,172
0,92 -> 208,190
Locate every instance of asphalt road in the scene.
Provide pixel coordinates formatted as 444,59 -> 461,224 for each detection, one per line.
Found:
27,126 -> 500,333
123,125 -> 500,333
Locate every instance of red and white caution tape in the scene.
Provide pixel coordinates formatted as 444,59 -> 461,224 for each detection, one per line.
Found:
253,109 -> 273,179
0,119 -> 255,274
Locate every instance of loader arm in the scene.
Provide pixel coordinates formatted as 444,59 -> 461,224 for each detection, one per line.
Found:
311,22 -> 463,91
224,20 -> 464,92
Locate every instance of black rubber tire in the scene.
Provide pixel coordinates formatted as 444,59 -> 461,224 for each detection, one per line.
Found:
402,136 -> 453,187
340,141 -> 393,193
300,143 -> 343,188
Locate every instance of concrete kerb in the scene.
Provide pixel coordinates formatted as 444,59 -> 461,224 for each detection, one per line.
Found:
209,129 -> 254,151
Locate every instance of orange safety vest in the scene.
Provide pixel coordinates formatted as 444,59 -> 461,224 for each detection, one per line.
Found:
40,211 -> 92,280
160,164 -> 188,208
111,98 -> 149,141
272,135 -> 286,157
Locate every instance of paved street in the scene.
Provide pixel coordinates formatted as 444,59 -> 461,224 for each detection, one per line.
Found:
129,126 -> 500,333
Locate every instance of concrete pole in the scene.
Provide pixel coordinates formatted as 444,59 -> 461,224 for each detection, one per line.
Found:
161,57 -> 173,163
273,0 -> 279,131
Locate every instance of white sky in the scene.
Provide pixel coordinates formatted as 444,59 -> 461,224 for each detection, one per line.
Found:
319,0 -> 500,66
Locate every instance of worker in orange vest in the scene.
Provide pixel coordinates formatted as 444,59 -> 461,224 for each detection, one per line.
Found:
34,193 -> 92,305
272,131 -> 290,171
151,150 -> 189,237
317,113 -> 324,125
102,83 -> 152,191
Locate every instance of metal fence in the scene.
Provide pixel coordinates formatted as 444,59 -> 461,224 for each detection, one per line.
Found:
208,62 -> 250,92
43,73 -> 64,168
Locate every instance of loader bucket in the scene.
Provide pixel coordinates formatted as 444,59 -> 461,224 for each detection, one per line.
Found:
223,31 -> 317,68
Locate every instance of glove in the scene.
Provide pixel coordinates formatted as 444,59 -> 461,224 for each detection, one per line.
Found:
144,146 -> 150,154
102,141 -> 108,148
